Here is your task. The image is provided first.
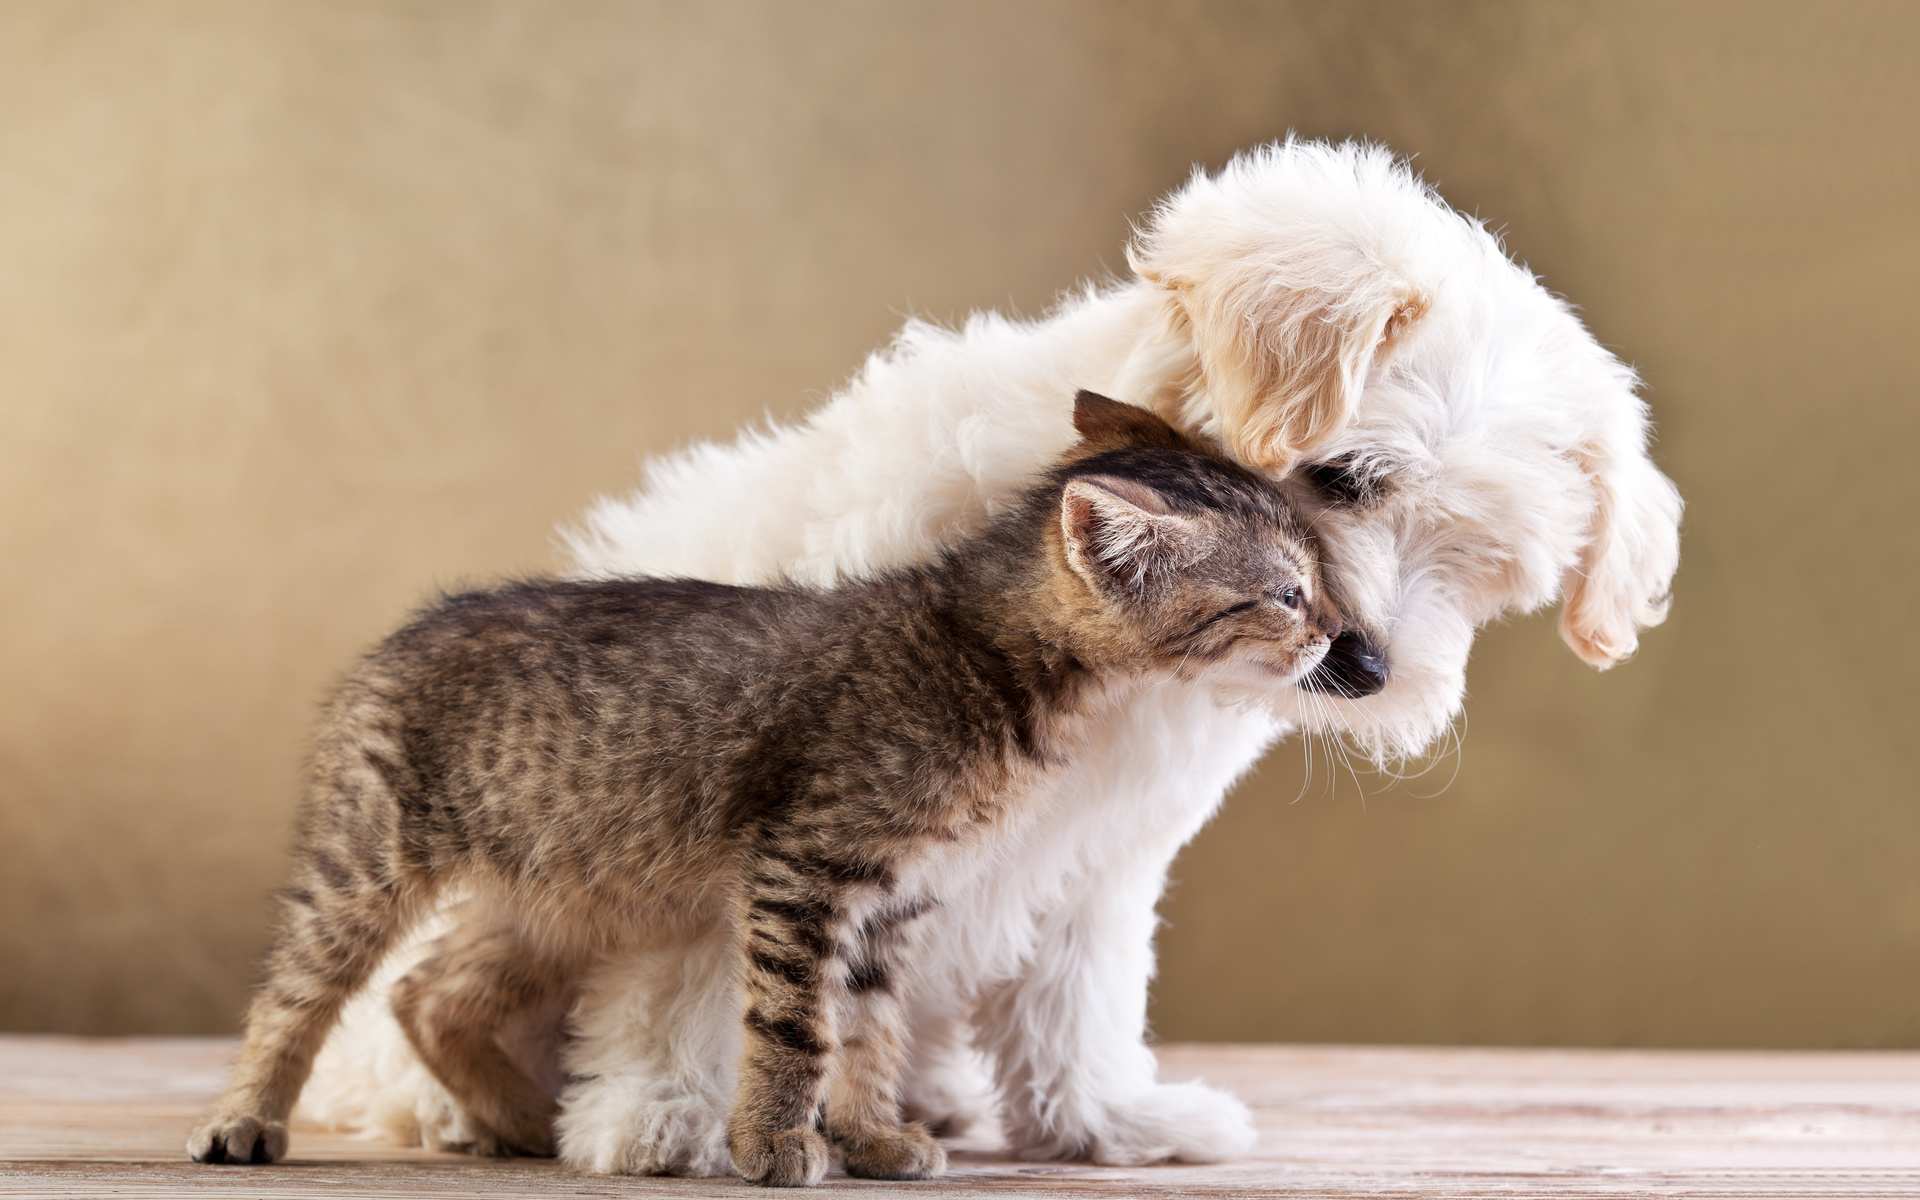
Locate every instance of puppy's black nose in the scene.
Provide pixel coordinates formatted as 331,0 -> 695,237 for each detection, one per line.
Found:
1304,630 -> 1390,698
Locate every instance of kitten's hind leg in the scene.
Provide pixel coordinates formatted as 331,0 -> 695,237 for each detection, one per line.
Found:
390,920 -> 577,1157
188,840 -> 418,1163
827,904 -> 944,1181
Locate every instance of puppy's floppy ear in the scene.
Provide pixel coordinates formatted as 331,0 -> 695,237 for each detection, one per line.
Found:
1128,144 -> 1431,473
1131,251 -> 1426,476
1061,474 -> 1204,591
1071,390 -> 1189,452
1558,417 -> 1684,668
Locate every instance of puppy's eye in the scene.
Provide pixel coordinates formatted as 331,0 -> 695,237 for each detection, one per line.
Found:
1302,458 -> 1378,505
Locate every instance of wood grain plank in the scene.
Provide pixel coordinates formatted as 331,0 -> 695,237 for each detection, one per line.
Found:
3,1037 -> 1916,1196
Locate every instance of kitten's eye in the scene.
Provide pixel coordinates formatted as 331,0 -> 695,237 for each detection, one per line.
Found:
1280,587 -> 1300,610
1302,458 -> 1378,505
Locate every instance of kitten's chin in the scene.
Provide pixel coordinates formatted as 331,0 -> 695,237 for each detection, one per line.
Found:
1191,640 -> 1332,702
1254,639 -> 1332,686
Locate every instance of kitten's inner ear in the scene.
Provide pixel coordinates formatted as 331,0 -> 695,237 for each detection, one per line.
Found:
1060,474 -> 1203,591
1071,390 -> 1189,452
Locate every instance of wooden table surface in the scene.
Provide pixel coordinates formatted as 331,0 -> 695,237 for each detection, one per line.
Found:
1,1036 -> 1916,1197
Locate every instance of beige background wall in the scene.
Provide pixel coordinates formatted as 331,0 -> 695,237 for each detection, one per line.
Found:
2,1 -> 1916,1046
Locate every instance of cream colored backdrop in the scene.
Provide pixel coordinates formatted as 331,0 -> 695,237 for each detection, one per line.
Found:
3,2 -> 1916,1045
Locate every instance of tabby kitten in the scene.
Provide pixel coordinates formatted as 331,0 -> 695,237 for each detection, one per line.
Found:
187,392 -> 1340,1186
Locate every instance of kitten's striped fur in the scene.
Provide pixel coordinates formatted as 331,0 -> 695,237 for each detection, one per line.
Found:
188,393 -> 1339,1185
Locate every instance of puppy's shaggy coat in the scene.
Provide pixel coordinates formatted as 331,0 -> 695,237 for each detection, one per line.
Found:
300,140 -> 1682,1174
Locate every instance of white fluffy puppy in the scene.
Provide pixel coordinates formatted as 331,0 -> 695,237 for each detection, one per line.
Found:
301,140 -> 1681,1174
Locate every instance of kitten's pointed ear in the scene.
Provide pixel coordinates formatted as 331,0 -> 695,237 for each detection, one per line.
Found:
1072,390 -> 1189,452
1061,474 -> 1204,591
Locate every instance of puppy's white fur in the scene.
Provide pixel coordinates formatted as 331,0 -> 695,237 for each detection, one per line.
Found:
301,141 -> 1681,1172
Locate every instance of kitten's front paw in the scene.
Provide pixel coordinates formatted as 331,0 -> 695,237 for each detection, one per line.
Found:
730,1126 -> 828,1187
841,1122 -> 946,1180
186,1112 -> 289,1164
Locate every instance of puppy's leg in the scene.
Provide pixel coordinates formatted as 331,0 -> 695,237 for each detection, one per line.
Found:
557,929 -> 738,1176
900,1001 -> 994,1138
975,851 -> 1254,1166
827,906 -> 943,1181
969,685 -> 1268,1165
389,921 -> 575,1156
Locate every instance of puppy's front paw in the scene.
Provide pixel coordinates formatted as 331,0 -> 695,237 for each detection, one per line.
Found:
1009,1080 -> 1255,1165
1090,1081 -> 1255,1165
841,1122 -> 946,1180
187,1112 -> 289,1164
556,1079 -> 733,1176
730,1126 -> 828,1187
901,1049 -> 995,1137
